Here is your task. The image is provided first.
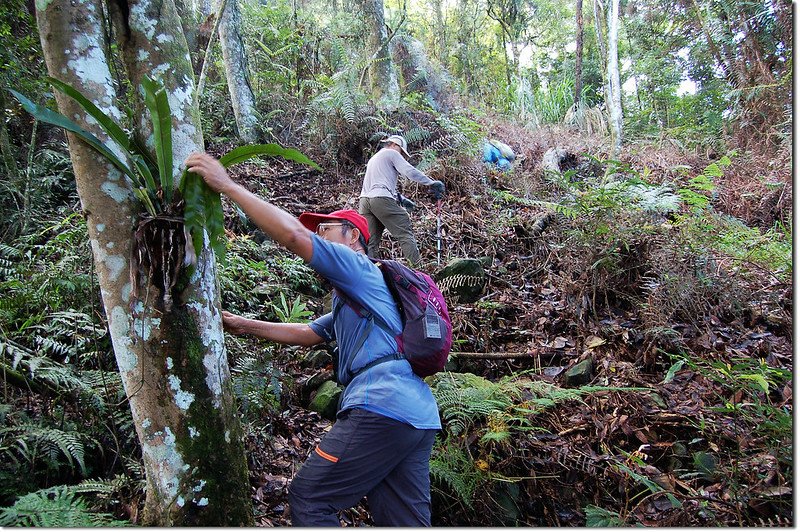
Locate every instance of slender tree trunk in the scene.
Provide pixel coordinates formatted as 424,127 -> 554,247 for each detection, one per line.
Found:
606,0 -> 622,155
690,0 -> 733,85
574,0 -> 584,106
593,0 -> 613,140
510,40 -> 520,74
0,89 -> 20,182
174,0 -> 199,54
219,0 -> 260,143
360,0 -> 400,110
196,0 -> 228,94
36,0 -> 252,525
499,27 -> 512,87
427,0 -> 446,63
592,0 -> 609,111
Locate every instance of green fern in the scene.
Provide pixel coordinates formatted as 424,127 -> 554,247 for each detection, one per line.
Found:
0,424 -> 93,475
430,436 -> 483,509
231,354 -> 282,421
402,126 -> 431,144
430,373 -> 516,436
0,486 -> 129,526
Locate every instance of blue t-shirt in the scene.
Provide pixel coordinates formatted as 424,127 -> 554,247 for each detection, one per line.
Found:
307,234 -> 441,430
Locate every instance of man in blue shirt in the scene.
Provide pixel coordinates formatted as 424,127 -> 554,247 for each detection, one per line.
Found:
185,152 -> 442,526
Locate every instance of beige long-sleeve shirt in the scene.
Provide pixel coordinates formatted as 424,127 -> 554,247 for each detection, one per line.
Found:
359,148 -> 435,199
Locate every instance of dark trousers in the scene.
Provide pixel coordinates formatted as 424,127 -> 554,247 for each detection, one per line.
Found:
288,408 -> 438,526
359,196 -> 421,266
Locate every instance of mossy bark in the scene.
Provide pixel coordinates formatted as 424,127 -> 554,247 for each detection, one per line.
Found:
218,0 -> 259,143
35,0 -> 253,525
359,0 -> 400,110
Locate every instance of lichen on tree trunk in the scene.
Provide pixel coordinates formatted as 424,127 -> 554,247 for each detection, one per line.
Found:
218,0 -> 259,143
34,0 -> 253,525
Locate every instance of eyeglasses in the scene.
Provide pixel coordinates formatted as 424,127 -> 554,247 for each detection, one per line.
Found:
316,223 -> 345,236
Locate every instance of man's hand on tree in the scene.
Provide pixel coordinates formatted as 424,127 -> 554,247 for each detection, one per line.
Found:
221,310 -> 249,335
185,152 -> 237,195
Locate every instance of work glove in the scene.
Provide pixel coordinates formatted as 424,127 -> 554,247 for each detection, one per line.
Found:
430,180 -> 445,200
398,194 -> 417,212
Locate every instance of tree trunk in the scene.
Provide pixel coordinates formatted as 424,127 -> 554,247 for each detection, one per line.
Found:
360,0 -> 400,110
36,0 -> 253,525
592,0 -> 609,113
0,88 -> 20,183
606,0 -> 623,155
219,0 -> 260,143
173,0 -> 199,54
390,34 -> 453,111
574,0 -> 584,106
427,0 -> 446,64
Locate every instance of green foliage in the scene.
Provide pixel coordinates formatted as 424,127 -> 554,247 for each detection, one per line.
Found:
429,372 -> 639,519
272,293 -> 313,323
231,355 -> 282,422
429,435 -> 484,509
0,485 -> 129,526
675,155 -> 730,212
0,142 -> 76,238
308,64 -> 371,125
11,76 -> 176,216
0,214 -> 103,339
218,237 -> 324,318
672,353 -> 791,441
13,77 -> 319,266
615,461 -> 681,508
218,236 -> 281,315
219,144 -> 320,170
430,372 -> 517,436
0,424 -> 93,476
584,504 -> 626,526
684,214 -> 792,281
530,76 -> 575,125
0,207 -> 137,503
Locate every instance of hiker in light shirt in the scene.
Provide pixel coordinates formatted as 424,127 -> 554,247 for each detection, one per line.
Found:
359,134 -> 445,266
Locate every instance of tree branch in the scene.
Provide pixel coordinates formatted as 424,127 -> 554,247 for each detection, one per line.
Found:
196,0 -> 230,98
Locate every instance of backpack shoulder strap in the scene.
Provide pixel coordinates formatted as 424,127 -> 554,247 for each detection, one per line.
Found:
331,289 -> 396,382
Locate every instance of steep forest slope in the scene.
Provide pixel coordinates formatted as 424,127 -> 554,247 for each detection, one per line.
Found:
0,0 -> 792,525
208,109 -> 792,526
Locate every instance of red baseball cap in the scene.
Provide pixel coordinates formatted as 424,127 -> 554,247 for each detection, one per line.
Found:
299,209 -> 370,244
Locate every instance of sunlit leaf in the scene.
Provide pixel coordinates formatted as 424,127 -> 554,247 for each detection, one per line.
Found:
219,143 -> 320,170
663,360 -> 685,384
9,89 -> 138,186
141,75 -> 174,203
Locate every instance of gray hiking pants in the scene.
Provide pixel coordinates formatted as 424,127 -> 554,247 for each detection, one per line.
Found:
359,196 -> 421,266
288,408 -> 438,526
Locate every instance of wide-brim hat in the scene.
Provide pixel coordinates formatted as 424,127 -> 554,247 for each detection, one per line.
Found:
380,134 -> 410,158
299,209 -> 370,244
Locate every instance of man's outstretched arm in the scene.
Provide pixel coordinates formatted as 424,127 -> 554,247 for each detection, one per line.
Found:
222,311 -> 325,347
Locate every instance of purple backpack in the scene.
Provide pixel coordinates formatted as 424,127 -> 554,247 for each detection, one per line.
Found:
333,259 -> 453,382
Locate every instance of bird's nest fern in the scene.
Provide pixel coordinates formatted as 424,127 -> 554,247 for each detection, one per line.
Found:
11,78 -> 318,311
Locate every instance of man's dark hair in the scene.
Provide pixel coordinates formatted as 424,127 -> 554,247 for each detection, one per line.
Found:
340,220 -> 368,252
